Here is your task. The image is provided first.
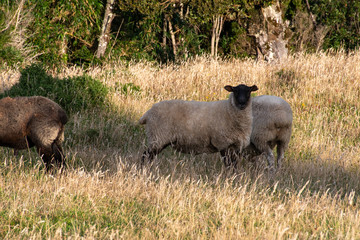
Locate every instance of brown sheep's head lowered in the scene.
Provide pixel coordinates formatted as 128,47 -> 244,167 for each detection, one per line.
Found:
0,96 -> 68,171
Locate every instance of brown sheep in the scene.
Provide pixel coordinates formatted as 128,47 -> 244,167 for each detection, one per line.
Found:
0,96 -> 68,170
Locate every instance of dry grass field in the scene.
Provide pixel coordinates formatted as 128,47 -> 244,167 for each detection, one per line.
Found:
0,51 -> 359,239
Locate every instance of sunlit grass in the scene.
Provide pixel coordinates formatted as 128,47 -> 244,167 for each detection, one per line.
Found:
0,51 -> 360,239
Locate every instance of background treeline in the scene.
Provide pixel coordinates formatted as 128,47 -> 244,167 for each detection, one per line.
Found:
1,0 -> 360,67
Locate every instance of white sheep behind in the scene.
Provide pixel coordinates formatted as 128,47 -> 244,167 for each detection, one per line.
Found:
244,95 -> 293,170
139,84 -> 258,167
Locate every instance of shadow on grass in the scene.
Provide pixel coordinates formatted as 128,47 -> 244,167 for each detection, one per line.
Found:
1,104 -> 359,205
60,104 -> 360,204
113,141 -> 360,204
0,64 -> 109,114
1,64 -> 358,204
279,148 -> 360,199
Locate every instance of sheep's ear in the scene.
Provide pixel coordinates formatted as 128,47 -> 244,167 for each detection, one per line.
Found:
250,85 -> 258,92
224,85 -> 233,92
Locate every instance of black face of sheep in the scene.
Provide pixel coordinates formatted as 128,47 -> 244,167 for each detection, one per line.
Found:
224,84 -> 258,110
0,96 -> 68,172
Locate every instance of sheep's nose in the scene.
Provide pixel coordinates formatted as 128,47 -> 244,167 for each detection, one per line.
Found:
239,105 -> 247,110
237,102 -> 247,110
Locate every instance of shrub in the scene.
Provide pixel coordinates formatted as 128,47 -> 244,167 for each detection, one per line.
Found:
0,64 -> 109,113
115,82 -> 141,96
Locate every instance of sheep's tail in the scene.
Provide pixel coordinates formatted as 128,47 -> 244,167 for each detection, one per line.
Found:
58,109 -> 68,125
138,112 -> 148,125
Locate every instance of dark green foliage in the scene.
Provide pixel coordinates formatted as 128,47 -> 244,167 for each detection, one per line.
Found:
285,0 -> 360,51
221,21 -> 253,58
114,2 -> 196,62
0,64 -> 109,113
312,0 -> 360,50
23,0 -> 103,67
1,0 -> 360,67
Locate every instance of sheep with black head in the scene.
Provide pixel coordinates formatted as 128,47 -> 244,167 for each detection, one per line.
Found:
139,84 -> 258,168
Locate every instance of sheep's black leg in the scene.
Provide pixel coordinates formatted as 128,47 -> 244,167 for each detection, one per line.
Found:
141,148 -> 157,166
276,141 -> 285,169
221,150 -> 231,168
221,149 -> 238,169
36,145 -> 62,173
52,141 -> 67,171
37,146 -> 53,172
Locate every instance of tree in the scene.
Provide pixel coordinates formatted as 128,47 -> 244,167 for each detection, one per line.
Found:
190,0 -> 231,58
96,0 -> 116,58
24,0 -> 103,66
211,15 -> 224,57
190,0 -> 273,58
3,0 -> 359,67
309,0 -> 360,50
165,1 -> 191,61
249,0 -> 291,62
118,0 -> 170,61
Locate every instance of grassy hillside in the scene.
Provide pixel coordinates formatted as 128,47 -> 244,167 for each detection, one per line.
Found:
0,51 -> 359,239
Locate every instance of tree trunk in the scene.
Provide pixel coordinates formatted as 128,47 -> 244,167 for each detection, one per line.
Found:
250,1 -> 290,63
211,15 -> 224,57
167,15 -> 177,59
162,15 -> 167,48
96,0 -> 116,59
211,17 -> 217,57
214,16 -> 224,57
179,2 -> 189,59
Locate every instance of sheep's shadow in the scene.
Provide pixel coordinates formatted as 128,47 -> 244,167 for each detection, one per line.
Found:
130,143 -> 360,203
7,104 -> 356,204
277,148 -> 360,199
9,98 -> 353,204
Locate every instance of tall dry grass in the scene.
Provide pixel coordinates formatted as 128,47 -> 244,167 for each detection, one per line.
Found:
0,51 -> 360,239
